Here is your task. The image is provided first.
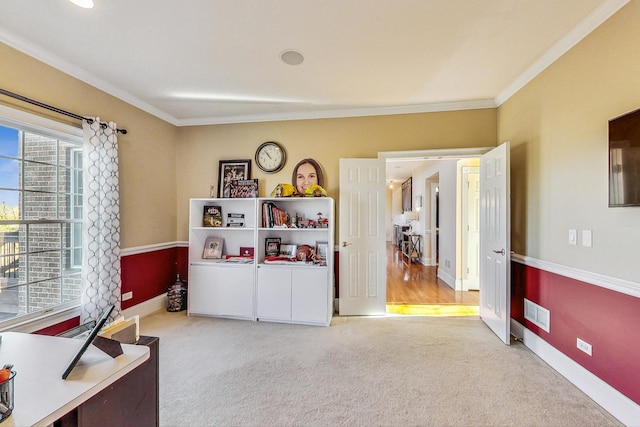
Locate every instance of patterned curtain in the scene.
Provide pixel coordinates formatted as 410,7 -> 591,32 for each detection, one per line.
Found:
81,118 -> 122,322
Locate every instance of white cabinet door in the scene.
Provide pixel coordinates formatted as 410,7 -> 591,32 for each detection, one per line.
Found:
188,264 -> 254,319
291,268 -> 328,324
256,267 -> 292,321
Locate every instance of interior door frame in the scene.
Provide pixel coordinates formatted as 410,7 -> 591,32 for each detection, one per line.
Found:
381,146 -> 493,275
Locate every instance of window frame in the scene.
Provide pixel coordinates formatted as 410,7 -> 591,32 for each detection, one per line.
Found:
0,104 -> 84,332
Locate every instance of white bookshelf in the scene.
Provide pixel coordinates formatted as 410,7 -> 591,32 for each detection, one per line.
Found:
187,197 -> 334,326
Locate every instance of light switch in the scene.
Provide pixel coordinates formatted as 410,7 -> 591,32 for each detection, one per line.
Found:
582,230 -> 592,247
568,229 -> 577,245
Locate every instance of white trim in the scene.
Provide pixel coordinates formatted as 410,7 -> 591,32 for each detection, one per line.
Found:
120,241 -> 189,256
0,104 -> 83,140
511,320 -> 640,426
380,147 -> 492,160
511,253 -> 640,299
0,1 -> 626,126
177,99 -> 496,126
121,294 -> 167,320
437,268 -> 456,290
0,305 -> 81,334
496,0 -> 630,106
121,242 -> 177,256
0,28 -> 177,126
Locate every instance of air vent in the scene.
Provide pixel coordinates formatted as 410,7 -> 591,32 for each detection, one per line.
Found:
524,298 -> 550,332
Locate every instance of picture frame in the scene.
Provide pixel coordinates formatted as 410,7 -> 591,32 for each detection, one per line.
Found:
203,237 -> 224,259
265,237 -> 281,257
279,243 -> 298,258
218,159 -> 251,198
315,241 -> 329,265
203,205 -> 222,227
230,179 -> 258,198
239,246 -> 254,258
402,177 -> 412,212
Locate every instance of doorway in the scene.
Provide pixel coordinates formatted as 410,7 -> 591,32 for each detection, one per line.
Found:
383,149 -> 486,310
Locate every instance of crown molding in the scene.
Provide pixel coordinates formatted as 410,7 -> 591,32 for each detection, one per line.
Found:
176,99 -> 497,126
2,0 -> 629,126
0,28 -> 178,125
496,0 -> 630,106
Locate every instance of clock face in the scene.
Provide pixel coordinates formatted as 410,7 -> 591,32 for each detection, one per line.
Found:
255,141 -> 286,173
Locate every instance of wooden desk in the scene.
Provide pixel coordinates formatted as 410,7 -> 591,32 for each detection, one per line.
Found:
0,332 -> 151,427
402,232 -> 422,266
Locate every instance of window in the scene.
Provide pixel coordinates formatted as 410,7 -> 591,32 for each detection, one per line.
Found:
0,109 -> 83,327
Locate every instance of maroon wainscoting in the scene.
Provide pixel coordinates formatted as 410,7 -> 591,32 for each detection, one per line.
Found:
120,246 -> 186,310
511,261 -> 640,405
34,245 -> 188,335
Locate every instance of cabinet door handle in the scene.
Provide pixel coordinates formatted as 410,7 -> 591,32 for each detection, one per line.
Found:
342,241 -> 352,247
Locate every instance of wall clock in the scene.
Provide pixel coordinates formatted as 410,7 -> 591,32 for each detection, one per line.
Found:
255,141 -> 286,173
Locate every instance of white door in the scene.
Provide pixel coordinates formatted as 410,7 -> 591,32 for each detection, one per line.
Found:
479,142 -> 511,344
462,167 -> 480,290
338,158 -> 386,316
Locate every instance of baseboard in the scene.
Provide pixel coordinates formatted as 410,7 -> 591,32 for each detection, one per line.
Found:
122,294 -> 167,320
511,320 -> 640,426
437,268 -> 455,289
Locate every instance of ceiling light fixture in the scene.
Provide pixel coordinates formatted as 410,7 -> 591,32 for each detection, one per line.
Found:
280,49 -> 304,66
68,0 -> 95,8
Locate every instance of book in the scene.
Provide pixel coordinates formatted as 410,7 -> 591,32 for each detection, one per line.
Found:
99,315 -> 140,344
230,179 -> 258,198
261,202 -> 288,228
265,237 -> 281,257
203,205 -> 222,227
227,212 -> 245,227
203,237 -> 224,259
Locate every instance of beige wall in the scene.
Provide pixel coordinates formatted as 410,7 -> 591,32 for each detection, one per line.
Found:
175,110 -> 497,241
498,0 -> 640,283
0,43 -> 178,249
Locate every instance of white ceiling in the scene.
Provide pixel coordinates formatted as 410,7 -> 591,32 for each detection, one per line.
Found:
0,0 -> 627,129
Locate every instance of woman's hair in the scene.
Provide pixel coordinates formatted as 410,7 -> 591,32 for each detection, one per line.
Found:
291,158 -> 324,188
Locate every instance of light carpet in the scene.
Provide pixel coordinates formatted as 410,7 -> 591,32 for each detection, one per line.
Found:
139,311 -> 622,427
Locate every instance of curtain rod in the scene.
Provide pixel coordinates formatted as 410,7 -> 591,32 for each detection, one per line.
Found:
0,88 -> 127,134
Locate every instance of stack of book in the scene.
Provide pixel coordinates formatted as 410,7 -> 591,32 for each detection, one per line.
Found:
262,202 -> 289,228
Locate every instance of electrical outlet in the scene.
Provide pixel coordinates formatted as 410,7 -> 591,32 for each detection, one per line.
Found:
577,338 -> 592,356
122,291 -> 133,301
582,230 -> 592,247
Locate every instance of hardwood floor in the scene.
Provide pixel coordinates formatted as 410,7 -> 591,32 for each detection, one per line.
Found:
386,242 -> 479,306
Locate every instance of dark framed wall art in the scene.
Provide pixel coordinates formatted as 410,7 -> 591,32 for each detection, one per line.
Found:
402,177 -> 412,212
218,159 -> 251,198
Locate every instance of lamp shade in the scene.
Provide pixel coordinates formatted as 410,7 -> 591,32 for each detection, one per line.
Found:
404,211 -> 418,221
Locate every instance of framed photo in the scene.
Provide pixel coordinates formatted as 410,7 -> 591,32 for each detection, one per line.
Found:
203,237 -> 224,259
315,241 -> 329,265
265,237 -> 281,257
279,243 -> 297,258
218,159 -> 251,198
239,246 -> 254,258
230,179 -> 258,198
402,177 -> 412,212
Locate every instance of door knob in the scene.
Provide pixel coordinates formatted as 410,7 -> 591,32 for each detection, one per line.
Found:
342,241 -> 352,247
493,249 -> 506,255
